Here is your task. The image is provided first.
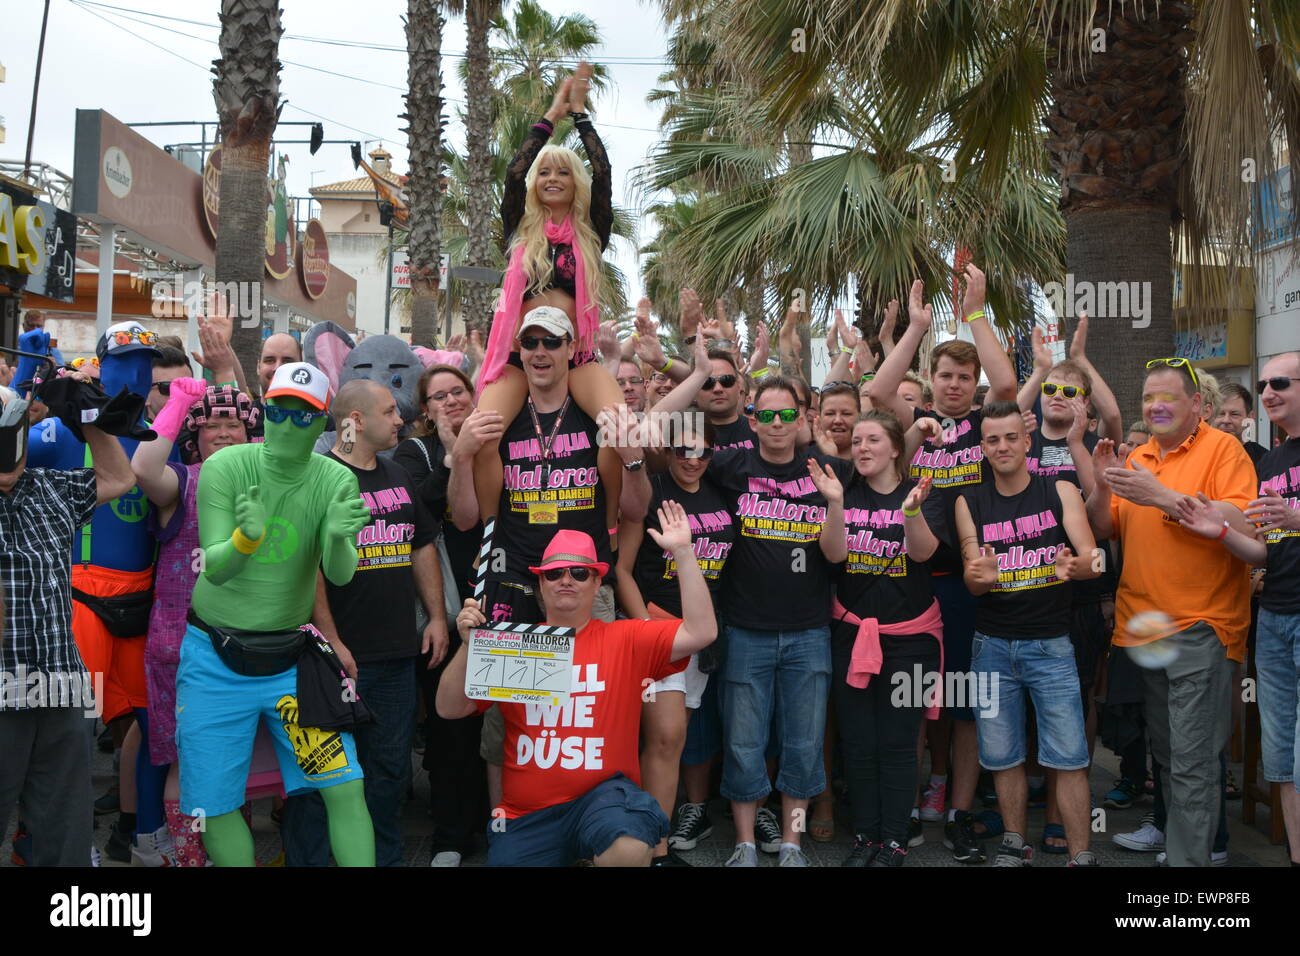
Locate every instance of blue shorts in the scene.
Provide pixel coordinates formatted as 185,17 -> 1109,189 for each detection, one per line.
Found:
487,773 -> 667,866
1257,608 -> 1300,788
971,633 -> 1089,772
175,625 -> 363,817
934,573 -> 978,721
682,670 -> 722,767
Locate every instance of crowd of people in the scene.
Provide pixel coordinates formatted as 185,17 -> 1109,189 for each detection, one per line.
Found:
1,65 -> 1298,870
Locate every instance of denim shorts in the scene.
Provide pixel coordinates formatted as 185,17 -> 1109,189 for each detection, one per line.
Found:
486,773 -> 667,866
720,625 -> 831,802
1256,608 -> 1300,788
970,632 -> 1089,772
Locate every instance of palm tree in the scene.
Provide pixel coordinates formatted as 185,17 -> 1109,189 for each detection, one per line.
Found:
705,0 -> 1300,418
211,0 -> 283,384
404,0 -> 447,346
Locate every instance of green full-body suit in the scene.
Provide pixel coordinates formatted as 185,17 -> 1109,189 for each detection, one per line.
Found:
192,395 -> 375,866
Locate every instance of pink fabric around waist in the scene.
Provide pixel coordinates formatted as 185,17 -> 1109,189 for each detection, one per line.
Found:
832,597 -> 945,719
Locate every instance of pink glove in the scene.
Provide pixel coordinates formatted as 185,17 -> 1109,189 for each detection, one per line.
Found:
151,377 -> 208,442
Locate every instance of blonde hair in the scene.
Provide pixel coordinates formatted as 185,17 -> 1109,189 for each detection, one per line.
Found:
516,145 -> 604,308
1197,369 -> 1221,419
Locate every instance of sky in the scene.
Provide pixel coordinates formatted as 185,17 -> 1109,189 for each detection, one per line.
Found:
3,0 -> 670,301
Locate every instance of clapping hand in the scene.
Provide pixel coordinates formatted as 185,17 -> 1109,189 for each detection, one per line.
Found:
645,500 -> 692,554
966,544 -> 1000,588
806,459 -> 844,506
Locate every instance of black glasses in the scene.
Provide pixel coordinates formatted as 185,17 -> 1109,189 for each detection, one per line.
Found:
541,567 -> 592,582
519,334 -> 569,351
1041,382 -> 1088,399
672,445 -> 714,461
1258,377 -> 1300,394
1146,357 -> 1199,390
702,374 -> 737,390
754,408 -> 798,424
151,381 -> 172,396
427,386 -> 467,403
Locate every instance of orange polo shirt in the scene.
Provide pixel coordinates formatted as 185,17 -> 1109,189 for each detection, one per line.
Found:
1109,421 -> 1255,662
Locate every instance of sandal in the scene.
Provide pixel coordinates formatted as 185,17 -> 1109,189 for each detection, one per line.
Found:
972,810 -> 1004,839
1041,822 -> 1068,854
810,797 -> 835,843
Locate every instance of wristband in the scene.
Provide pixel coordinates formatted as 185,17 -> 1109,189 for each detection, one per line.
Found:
232,527 -> 265,555
903,505 -> 921,518
751,367 -> 772,380
658,357 -> 673,375
860,372 -> 876,383
217,380 -> 238,388
838,346 -> 854,355
1215,521 -> 1230,541
962,309 -> 986,324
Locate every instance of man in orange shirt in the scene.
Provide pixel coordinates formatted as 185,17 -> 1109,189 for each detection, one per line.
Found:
1086,359 -> 1256,867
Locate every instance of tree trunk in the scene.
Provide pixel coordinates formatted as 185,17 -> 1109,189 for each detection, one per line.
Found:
404,0 -> 445,347
212,0 -> 283,387
462,0 -> 497,335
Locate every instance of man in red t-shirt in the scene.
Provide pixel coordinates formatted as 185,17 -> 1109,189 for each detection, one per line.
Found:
437,512 -> 718,866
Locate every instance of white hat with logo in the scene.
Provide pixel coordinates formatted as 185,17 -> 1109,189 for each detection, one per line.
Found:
265,362 -> 331,411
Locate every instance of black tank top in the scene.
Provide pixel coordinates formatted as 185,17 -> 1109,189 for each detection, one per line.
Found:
963,475 -> 1073,639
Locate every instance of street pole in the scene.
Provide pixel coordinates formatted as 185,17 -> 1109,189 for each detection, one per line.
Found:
23,0 -> 52,179
384,218 -> 394,336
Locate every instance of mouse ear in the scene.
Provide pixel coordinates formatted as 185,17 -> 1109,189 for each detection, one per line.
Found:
303,322 -> 355,394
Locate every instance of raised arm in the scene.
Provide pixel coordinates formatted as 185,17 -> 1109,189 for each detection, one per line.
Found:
568,61 -> 612,249
1086,439 -> 1119,540
648,331 -> 711,419
132,376 -> 206,508
614,517 -> 651,620
808,459 -> 848,563
1067,313 -> 1123,441
960,263 -> 1016,402
872,288 -> 927,425
500,78 -> 571,247
648,502 -> 717,660
901,477 -> 939,562
1018,326 -> 1052,411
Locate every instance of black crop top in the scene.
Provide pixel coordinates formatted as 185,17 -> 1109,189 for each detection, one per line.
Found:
501,116 -> 612,299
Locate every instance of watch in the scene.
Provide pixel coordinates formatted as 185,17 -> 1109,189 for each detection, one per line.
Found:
623,459 -> 645,472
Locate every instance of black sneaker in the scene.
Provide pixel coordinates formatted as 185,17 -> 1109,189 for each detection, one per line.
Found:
943,810 -> 987,864
651,848 -> 692,867
667,801 -> 713,851
755,806 -> 783,854
869,840 -> 908,867
841,836 -> 881,867
993,834 -> 1033,867
907,816 -> 924,847
105,820 -> 132,864
978,772 -> 998,807
94,783 -> 120,815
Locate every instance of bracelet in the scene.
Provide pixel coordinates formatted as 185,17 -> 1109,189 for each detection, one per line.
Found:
751,367 -> 772,380
860,372 -> 876,383
838,346 -> 854,355
658,357 -> 673,375
1216,521 -> 1230,541
232,527 -> 264,555
962,309 -> 986,324
902,505 -> 921,518
569,111 -> 590,122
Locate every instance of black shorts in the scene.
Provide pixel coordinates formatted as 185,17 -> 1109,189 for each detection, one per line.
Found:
1069,601 -> 1109,701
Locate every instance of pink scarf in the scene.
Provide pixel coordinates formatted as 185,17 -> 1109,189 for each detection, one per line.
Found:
832,597 -> 945,719
479,216 -> 597,391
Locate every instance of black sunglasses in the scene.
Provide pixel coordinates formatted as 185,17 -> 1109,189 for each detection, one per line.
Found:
520,334 -> 569,351
702,374 -> 738,390
672,445 -> 714,461
1257,376 -> 1300,394
542,567 -> 592,582
151,381 -> 172,396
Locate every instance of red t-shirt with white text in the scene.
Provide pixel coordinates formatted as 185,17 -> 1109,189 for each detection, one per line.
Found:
476,618 -> 687,818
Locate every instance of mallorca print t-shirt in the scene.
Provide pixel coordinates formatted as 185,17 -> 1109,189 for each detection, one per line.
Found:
909,407 -> 987,572
710,446 -> 853,630
712,416 -> 756,451
836,478 -> 934,625
494,399 -> 610,583
325,452 -> 438,661
1027,429 -> 1113,601
633,472 -> 735,617
476,618 -> 685,818
1258,438 -> 1300,614
963,476 -> 1073,639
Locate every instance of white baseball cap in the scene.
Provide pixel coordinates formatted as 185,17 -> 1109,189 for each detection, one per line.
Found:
265,362 -> 331,411
519,306 -> 574,341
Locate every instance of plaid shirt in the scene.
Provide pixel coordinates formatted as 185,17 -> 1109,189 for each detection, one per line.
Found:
0,467 -> 97,711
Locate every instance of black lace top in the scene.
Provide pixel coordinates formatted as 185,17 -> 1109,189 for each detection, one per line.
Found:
501,116 -> 612,299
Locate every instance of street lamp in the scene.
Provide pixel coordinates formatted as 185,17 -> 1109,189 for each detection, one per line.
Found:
378,200 -> 396,335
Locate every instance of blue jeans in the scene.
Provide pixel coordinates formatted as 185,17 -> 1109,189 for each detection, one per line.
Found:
720,626 -> 830,802
971,633 -> 1089,771
282,656 -> 418,866
1257,608 -> 1300,788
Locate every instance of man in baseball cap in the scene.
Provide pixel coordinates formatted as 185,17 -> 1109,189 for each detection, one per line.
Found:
437,507 -> 718,867
519,305 -> 574,341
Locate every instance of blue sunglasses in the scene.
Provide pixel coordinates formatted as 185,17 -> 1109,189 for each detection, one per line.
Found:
263,404 -> 328,427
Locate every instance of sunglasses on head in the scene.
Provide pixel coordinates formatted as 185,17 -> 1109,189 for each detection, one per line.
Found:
1258,376 -> 1300,394
754,407 -> 799,424
1145,357 -> 1199,390
112,329 -> 157,347
702,374 -> 737,390
519,334 -> 569,352
263,404 -> 328,427
672,445 -> 714,460
1041,382 -> 1088,399
541,566 -> 593,582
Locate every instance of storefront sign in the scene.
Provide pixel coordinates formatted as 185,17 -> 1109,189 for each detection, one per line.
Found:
0,182 -> 76,302
299,219 -> 330,299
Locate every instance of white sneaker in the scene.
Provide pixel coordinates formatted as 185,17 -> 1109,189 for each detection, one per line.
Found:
724,843 -> 758,867
90,845 -> 102,867
778,844 -> 809,867
430,851 -> 462,867
131,825 -> 177,867
1113,822 -> 1165,852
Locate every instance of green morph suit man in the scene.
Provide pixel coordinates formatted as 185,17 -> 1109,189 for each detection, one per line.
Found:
191,384 -> 374,866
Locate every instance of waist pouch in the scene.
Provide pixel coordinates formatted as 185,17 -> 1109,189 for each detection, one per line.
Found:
188,611 -> 306,677
72,587 -> 154,639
